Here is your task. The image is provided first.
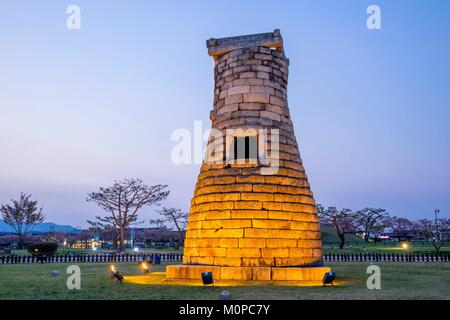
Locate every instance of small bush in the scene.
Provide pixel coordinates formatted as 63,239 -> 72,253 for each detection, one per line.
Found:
27,242 -> 58,256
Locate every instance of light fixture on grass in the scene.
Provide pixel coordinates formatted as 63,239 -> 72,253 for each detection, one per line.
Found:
322,272 -> 336,287
201,272 -> 214,286
141,262 -> 149,273
110,265 -> 124,283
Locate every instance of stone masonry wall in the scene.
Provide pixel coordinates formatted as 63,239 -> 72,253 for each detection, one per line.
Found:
183,42 -> 323,268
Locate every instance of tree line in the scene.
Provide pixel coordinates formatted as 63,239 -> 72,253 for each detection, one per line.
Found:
318,205 -> 450,252
1,178 -> 188,250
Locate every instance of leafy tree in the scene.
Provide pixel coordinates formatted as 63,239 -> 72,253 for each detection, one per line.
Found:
0,193 -> 46,249
414,219 -> 434,241
150,207 -> 188,246
384,216 -> 415,237
86,178 -> 169,251
354,208 -> 389,244
317,204 -> 357,249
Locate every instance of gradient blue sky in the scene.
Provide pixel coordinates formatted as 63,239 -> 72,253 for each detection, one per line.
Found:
1,1 -> 449,227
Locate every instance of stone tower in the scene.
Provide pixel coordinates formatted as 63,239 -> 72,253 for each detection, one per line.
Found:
167,30 -> 330,283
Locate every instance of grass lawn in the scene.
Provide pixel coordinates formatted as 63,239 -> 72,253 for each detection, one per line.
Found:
0,262 -> 449,300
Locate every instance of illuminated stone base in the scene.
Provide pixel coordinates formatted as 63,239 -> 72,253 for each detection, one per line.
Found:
165,265 -> 331,286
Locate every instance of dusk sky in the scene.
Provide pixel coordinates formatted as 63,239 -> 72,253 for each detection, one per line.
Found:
1,1 -> 449,227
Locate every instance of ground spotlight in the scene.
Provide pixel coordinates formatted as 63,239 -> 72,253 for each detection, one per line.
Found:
141,262 -> 149,273
110,265 -> 124,283
322,272 -> 336,287
201,272 -> 214,286
220,291 -> 231,300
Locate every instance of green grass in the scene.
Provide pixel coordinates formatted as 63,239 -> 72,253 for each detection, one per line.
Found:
0,262 -> 449,300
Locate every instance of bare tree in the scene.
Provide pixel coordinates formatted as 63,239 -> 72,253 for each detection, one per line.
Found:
317,204 -> 357,249
354,208 -> 389,245
0,193 -> 46,249
86,178 -> 169,251
150,207 -> 188,246
431,216 -> 450,253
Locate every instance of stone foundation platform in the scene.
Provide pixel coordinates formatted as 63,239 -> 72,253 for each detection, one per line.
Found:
166,265 -> 331,286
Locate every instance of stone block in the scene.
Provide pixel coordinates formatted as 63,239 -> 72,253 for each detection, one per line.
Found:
234,201 -> 263,210
252,267 -> 272,281
199,247 -> 228,257
236,175 -> 265,183
266,239 -> 297,248
253,219 -> 290,229
240,192 -> 273,201
227,248 -> 261,258
260,110 -> 281,122
220,267 -> 253,280
214,257 -> 242,267
253,184 -> 277,193
249,85 -> 275,94
245,228 -> 280,239
261,248 -> 289,258
205,210 -> 231,220
306,231 -> 321,239
256,72 -> 270,79
289,248 -> 313,258
227,85 -> 250,95
262,202 -> 282,210
239,238 -> 266,248
214,193 -> 240,201
231,210 -> 268,219
242,258 -> 275,267
196,238 -> 220,248
271,267 -> 331,281
217,104 -> 239,115
268,211 -> 292,220
243,93 -> 270,103
254,53 -> 273,61
209,201 -> 234,210
201,219 -> 251,229
240,71 -> 257,78
290,221 -> 309,231
224,94 -> 243,105
278,229 -> 305,239
197,228 -> 244,238
190,256 -> 215,265
238,102 -> 265,111
252,65 -> 272,73
166,265 -> 221,280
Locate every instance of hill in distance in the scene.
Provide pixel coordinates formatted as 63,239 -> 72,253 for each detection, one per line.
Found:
0,220 -> 79,234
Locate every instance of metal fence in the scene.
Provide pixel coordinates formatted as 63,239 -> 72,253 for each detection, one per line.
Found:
0,253 -> 183,264
323,252 -> 449,262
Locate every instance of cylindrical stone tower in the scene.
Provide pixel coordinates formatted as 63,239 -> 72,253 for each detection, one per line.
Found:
167,30 -> 330,283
